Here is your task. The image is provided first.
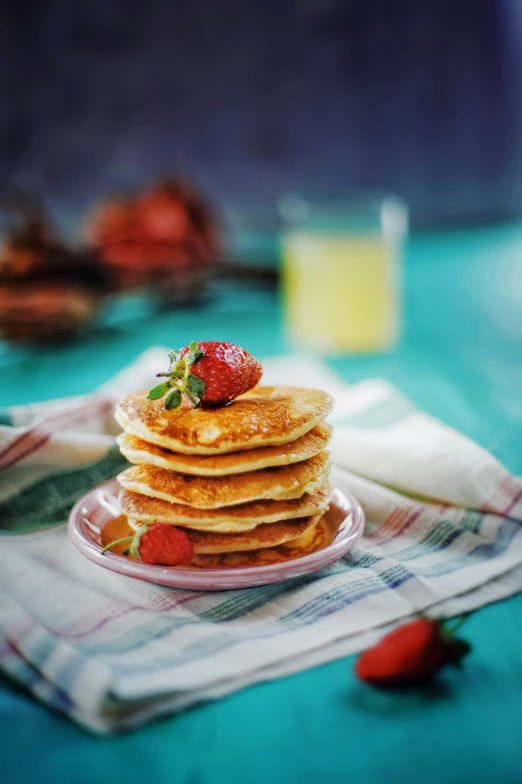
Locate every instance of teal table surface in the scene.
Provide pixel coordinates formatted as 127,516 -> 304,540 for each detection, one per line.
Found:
1,225 -> 522,784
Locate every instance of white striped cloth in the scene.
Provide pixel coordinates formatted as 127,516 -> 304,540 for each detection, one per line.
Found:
0,349 -> 521,733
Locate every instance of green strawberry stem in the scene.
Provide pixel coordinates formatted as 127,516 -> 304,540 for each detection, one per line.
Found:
411,611 -> 472,638
101,535 -> 134,553
444,613 -> 471,635
101,523 -> 150,560
409,612 -> 472,664
438,613 -> 473,665
147,342 -> 207,409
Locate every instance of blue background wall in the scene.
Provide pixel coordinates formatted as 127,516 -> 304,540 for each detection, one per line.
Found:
1,0 -> 521,230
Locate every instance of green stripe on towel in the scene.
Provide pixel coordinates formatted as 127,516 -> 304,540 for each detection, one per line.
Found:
0,446 -> 127,534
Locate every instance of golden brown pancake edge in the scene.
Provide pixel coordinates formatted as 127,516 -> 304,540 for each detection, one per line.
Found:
117,451 -> 331,508
119,480 -> 333,532
114,385 -> 334,455
128,513 -> 323,554
116,422 -> 332,475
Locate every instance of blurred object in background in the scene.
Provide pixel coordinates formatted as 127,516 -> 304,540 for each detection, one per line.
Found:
0,194 -> 107,343
218,203 -> 280,288
0,285 -> 100,344
0,1 -> 518,228
223,204 -> 280,269
87,178 -> 220,304
0,0 -> 518,349
0,193 -> 54,279
279,194 -> 408,354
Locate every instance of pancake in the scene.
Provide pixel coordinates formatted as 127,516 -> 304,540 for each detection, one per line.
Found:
117,423 -> 332,476
120,480 -> 333,533
117,451 -> 331,508
191,517 -> 331,568
128,513 -> 323,554
114,385 -> 333,455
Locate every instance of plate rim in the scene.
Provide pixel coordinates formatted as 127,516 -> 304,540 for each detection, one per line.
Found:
68,478 -> 365,589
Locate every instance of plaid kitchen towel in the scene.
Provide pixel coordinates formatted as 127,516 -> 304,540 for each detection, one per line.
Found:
1,349 -> 521,733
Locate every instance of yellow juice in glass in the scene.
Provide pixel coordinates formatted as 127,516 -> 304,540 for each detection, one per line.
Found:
282,230 -> 402,353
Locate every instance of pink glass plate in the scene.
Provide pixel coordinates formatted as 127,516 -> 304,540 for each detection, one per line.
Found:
68,478 -> 364,590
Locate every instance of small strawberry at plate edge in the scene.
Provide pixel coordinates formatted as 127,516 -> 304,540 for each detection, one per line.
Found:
102,522 -> 194,566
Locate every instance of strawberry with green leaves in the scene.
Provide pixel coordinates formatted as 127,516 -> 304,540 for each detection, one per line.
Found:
355,616 -> 471,687
148,340 -> 263,409
102,522 -> 194,566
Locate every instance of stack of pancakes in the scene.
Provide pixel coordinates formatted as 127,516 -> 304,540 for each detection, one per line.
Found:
114,386 -> 334,567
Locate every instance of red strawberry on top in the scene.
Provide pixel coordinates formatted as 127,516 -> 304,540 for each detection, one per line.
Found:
181,341 -> 263,407
147,341 -> 263,409
102,522 -> 194,566
355,617 -> 471,688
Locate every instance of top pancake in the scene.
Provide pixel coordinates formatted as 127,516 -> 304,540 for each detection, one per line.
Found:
114,385 -> 334,455
117,423 -> 332,475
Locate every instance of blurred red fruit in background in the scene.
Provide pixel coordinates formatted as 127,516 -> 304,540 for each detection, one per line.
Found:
88,179 -> 220,299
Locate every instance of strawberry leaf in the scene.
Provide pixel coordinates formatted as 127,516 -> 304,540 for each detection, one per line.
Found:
187,373 -> 206,397
165,389 -> 182,409
185,389 -> 200,407
189,340 -> 199,353
192,350 -> 205,363
449,638 -> 472,666
147,382 -> 171,400
156,370 -> 183,379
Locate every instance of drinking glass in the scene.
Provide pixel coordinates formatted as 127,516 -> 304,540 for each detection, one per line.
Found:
279,194 -> 408,353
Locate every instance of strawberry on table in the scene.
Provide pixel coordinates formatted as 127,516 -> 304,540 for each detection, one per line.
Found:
148,340 -> 263,409
355,617 -> 471,687
102,522 -> 194,566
